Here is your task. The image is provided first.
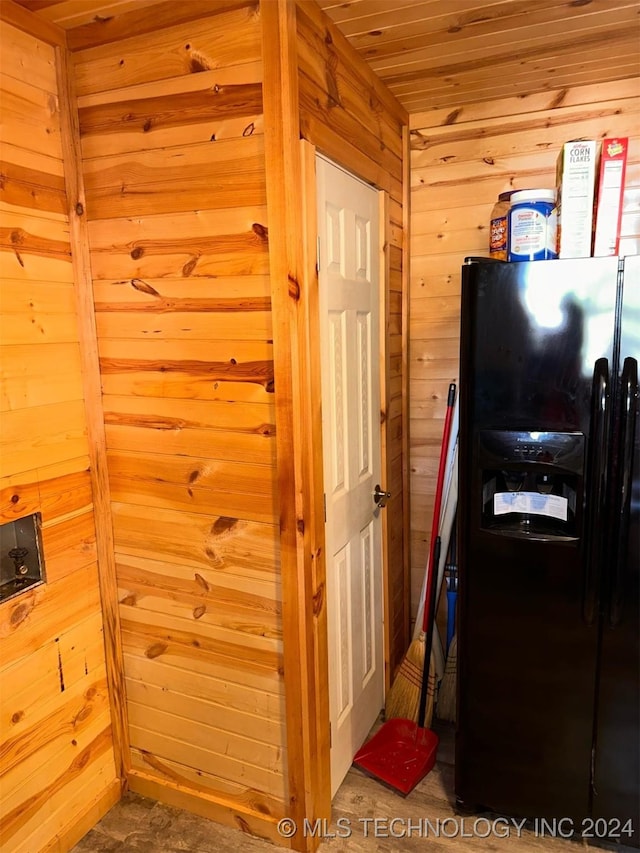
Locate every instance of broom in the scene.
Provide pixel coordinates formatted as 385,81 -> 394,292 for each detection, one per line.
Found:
384,384 -> 456,723
437,635 -> 457,722
385,537 -> 440,728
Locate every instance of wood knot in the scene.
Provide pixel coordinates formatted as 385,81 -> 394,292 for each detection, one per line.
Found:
10,601 -> 32,627
288,274 -> 300,301
11,494 -> 19,503
235,816 -> 251,834
297,518 -> 305,535
131,278 -> 159,296
550,89 -> 569,109
194,572 -> 210,592
73,704 -> 92,725
193,605 -> 206,619
312,582 -> 324,617
252,222 -> 268,241
212,516 -> 237,535
188,50 -> 212,73
11,711 -> 24,724
182,257 -> 198,277
146,642 -> 168,659
130,246 -> 144,260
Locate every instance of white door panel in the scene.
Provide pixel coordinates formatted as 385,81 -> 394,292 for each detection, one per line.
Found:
316,155 -> 384,797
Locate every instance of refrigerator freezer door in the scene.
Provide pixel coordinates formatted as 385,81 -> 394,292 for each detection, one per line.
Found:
592,254 -> 640,848
461,257 -> 620,432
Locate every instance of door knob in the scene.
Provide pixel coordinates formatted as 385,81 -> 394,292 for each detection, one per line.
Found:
373,485 -> 391,508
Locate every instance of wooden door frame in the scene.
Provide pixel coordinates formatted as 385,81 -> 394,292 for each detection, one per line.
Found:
262,4 -> 404,849
262,6 -> 331,850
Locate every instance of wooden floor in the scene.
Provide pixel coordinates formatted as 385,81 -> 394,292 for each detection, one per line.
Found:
71,721 -> 588,852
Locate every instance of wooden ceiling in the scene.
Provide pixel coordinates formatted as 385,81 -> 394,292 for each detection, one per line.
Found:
11,0 -> 640,114
318,0 -> 640,115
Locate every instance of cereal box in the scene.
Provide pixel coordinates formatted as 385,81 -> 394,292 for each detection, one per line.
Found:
555,139 -> 599,258
593,137 -> 628,257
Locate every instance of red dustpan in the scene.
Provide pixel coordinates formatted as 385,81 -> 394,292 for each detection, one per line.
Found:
352,718 -> 439,796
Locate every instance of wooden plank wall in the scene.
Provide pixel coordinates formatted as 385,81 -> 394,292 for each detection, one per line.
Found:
72,2 -> 289,842
0,20 -> 120,853
409,78 -> 640,623
295,0 -> 410,679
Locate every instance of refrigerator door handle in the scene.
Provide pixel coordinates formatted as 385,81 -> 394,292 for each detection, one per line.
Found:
583,357 -> 610,627
609,356 -> 638,628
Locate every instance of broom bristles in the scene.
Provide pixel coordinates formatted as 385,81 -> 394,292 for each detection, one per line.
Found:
385,634 -> 437,727
436,633 -> 457,722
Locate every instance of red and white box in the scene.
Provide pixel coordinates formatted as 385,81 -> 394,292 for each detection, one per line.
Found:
593,137 -> 629,257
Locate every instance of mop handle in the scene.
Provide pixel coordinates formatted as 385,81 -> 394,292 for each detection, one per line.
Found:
422,383 -> 457,633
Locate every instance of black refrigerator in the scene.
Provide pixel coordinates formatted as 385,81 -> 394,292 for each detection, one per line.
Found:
456,256 -> 639,847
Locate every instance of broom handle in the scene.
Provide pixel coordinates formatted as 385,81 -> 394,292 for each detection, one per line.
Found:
422,383 -> 457,633
418,536 -> 441,728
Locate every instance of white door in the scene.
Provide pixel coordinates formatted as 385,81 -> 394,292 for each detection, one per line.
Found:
316,155 -> 385,797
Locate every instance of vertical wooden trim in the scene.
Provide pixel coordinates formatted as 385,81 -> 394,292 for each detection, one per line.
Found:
401,124 -> 412,646
261,2 -> 328,849
55,45 -> 130,788
378,190 -> 392,695
299,139 -> 332,821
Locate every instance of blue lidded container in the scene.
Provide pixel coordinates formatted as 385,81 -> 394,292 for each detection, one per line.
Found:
507,189 -> 557,261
